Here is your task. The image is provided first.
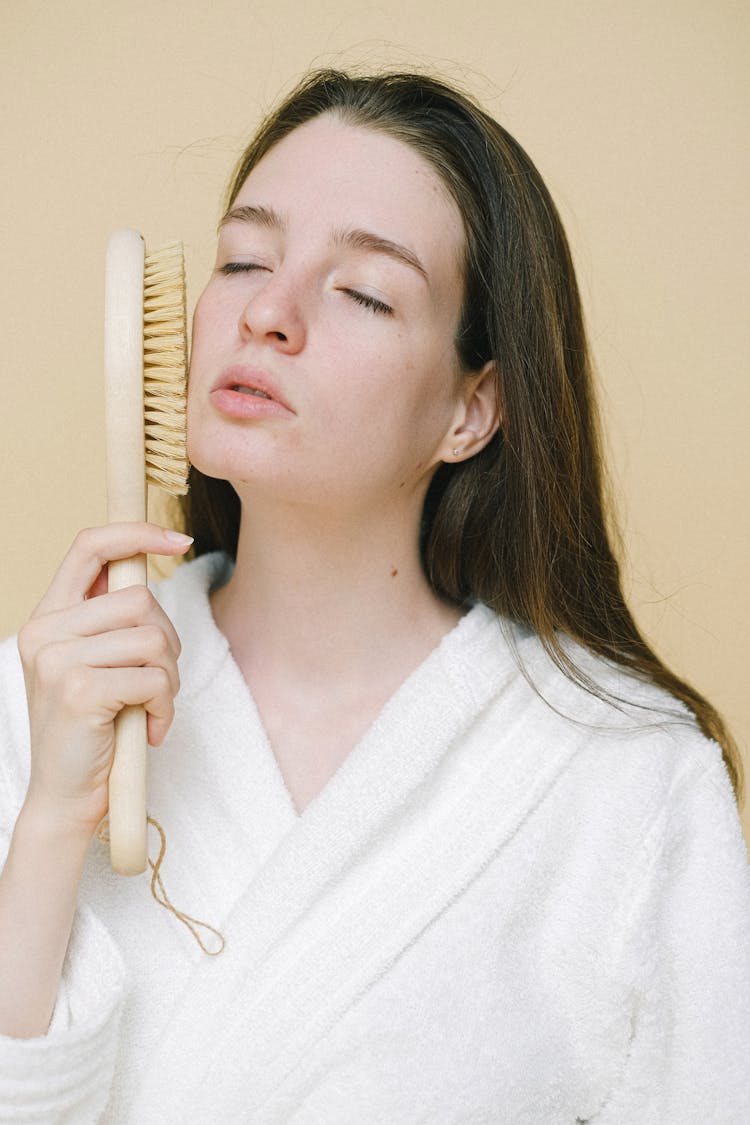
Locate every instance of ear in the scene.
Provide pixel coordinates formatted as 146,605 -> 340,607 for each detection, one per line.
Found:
440,360 -> 501,464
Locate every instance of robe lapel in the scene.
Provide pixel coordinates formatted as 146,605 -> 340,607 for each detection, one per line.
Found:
130,607 -> 585,1121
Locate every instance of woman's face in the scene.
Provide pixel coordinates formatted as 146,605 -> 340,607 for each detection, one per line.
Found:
188,114 -> 478,513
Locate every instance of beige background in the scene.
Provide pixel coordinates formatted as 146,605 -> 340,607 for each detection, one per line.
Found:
3,2 -> 748,843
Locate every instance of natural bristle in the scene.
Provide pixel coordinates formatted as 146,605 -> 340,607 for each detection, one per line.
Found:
143,241 -> 189,495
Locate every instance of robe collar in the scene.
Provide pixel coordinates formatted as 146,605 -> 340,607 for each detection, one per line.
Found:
132,552 -> 585,1119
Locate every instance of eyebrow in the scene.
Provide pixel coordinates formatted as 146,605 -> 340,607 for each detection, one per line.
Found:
331,227 -> 429,283
219,204 -> 429,283
219,204 -> 282,233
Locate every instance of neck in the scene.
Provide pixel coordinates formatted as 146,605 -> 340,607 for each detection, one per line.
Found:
209,492 -> 463,691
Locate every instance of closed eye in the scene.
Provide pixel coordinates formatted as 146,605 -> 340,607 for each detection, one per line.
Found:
217,261 -> 269,275
342,289 -> 394,316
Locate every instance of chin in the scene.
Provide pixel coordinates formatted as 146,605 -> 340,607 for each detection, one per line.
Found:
187,414 -> 237,481
187,433 -> 274,494
188,446 -> 244,484
186,436 -> 229,483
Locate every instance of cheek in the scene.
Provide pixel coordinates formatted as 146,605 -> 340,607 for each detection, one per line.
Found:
189,290 -> 220,363
394,339 -> 462,425
186,293 -> 226,456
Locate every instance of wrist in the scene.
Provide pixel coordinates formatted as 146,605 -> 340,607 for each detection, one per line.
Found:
17,792 -> 97,855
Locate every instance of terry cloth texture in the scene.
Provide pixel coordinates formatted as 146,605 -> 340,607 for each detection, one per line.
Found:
1,551 -> 749,1123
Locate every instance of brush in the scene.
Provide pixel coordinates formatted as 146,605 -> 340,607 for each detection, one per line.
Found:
104,230 -> 189,875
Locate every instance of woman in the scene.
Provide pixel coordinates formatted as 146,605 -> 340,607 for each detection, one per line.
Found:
1,70 -> 749,1123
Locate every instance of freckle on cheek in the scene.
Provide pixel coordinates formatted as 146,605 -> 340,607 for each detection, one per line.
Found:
390,568 -> 398,577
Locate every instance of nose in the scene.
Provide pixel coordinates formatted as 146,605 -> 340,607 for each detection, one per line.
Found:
238,271 -> 306,353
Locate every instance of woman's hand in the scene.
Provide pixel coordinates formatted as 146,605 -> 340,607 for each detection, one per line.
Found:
17,523 -> 193,837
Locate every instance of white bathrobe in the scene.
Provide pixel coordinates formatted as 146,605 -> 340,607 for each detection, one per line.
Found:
1,551 -> 749,1124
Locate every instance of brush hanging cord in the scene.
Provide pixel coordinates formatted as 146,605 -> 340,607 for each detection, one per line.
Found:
95,815 -> 226,956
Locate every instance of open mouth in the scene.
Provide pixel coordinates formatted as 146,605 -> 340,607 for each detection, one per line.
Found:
232,386 -> 272,399
213,364 -> 295,415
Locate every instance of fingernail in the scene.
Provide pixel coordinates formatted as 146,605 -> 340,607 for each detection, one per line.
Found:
163,530 -> 194,546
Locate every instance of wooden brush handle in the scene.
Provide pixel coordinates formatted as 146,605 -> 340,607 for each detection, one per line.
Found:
104,230 -> 148,875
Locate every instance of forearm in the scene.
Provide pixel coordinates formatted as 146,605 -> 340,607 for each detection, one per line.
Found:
0,800 -> 92,1039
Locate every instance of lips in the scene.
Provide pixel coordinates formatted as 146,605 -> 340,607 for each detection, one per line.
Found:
214,365 -> 293,409
210,364 -> 295,419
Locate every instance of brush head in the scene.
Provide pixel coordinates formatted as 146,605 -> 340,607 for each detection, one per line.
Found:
143,241 -> 189,495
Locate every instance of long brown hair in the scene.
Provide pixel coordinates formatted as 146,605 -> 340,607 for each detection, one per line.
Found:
182,69 -> 744,807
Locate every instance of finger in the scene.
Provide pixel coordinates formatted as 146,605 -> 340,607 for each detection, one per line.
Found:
85,567 -> 110,600
67,666 -> 176,746
35,627 -> 181,698
28,585 -> 182,662
33,523 -> 193,617
21,588 -> 182,677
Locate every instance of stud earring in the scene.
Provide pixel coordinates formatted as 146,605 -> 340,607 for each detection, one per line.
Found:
452,448 -> 461,458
